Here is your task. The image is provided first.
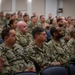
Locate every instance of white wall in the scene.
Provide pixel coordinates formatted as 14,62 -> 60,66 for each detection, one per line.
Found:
32,0 -> 45,17
0,0 -> 58,18
45,0 -> 58,19
63,0 -> 75,18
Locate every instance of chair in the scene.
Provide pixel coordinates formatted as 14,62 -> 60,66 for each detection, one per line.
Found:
40,66 -> 68,75
0,38 -> 3,44
12,72 -> 39,75
68,64 -> 75,75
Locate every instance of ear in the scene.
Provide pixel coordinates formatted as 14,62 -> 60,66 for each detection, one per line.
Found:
11,24 -> 13,27
53,32 -> 57,36
4,36 -> 8,40
35,35 -> 39,39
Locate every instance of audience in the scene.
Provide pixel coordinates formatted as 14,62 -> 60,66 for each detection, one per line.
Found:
0,11 -> 74,74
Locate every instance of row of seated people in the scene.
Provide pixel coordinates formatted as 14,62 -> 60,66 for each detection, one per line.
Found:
10,61 -> 75,75
0,24 -> 75,74
0,11 -> 75,75
0,11 -> 74,43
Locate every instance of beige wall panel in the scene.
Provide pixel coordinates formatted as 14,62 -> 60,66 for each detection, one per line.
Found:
32,0 -> 45,17
16,0 -> 27,11
63,0 -> 75,18
1,0 -> 12,11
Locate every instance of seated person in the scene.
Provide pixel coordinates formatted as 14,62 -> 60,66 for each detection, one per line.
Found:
0,27 -> 35,75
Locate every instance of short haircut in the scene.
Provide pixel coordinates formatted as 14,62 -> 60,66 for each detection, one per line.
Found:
31,16 -> 36,19
70,28 -> 75,37
40,15 -> 44,19
50,27 -> 57,36
32,27 -> 45,38
57,18 -> 62,23
23,14 -> 28,17
50,18 -> 54,24
1,27 -> 13,41
8,19 -> 15,27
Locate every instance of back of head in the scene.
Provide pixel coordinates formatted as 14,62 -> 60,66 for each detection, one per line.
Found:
9,19 -> 15,27
50,27 -> 57,37
32,27 -> 44,38
70,28 -> 75,37
1,27 -> 13,41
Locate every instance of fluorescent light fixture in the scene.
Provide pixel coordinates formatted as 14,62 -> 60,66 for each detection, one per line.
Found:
28,0 -> 32,3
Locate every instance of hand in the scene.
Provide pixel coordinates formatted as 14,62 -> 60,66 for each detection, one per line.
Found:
25,67 -> 36,72
55,62 -> 61,65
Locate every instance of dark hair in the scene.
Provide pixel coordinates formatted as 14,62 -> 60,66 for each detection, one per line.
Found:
50,18 -> 54,24
70,28 -> 75,37
8,19 -> 15,27
50,27 -> 57,36
1,27 -> 13,41
17,11 -> 21,15
32,27 -> 45,38
57,18 -> 62,23
40,15 -> 44,19
23,14 -> 28,17
31,16 -> 36,19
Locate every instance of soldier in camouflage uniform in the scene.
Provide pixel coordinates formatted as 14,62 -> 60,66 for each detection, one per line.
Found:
46,13 -> 52,24
16,21 -> 33,48
25,27 -> 60,71
0,12 -> 5,27
0,28 -> 35,75
23,14 -> 30,26
3,13 -> 11,28
61,20 -> 70,43
67,28 -> 75,58
16,11 -> 23,22
48,27 -> 70,65
39,15 -> 50,30
28,16 -> 42,34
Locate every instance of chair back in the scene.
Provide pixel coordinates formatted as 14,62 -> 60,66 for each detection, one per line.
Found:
68,64 -> 75,75
40,66 -> 68,75
13,72 -> 39,75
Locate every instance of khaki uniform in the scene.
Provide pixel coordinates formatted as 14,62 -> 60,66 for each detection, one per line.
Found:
0,43 -> 35,75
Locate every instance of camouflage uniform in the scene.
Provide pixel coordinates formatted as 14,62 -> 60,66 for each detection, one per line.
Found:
48,39 -> 70,65
61,27 -> 70,35
16,18 -> 23,22
28,23 -> 42,34
46,18 -> 51,24
0,17 -> 5,27
16,31 -> 33,48
3,18 -> 10,28
67,38 -> 75,58
25,41 -> 58,70
0,43 -> 35,75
